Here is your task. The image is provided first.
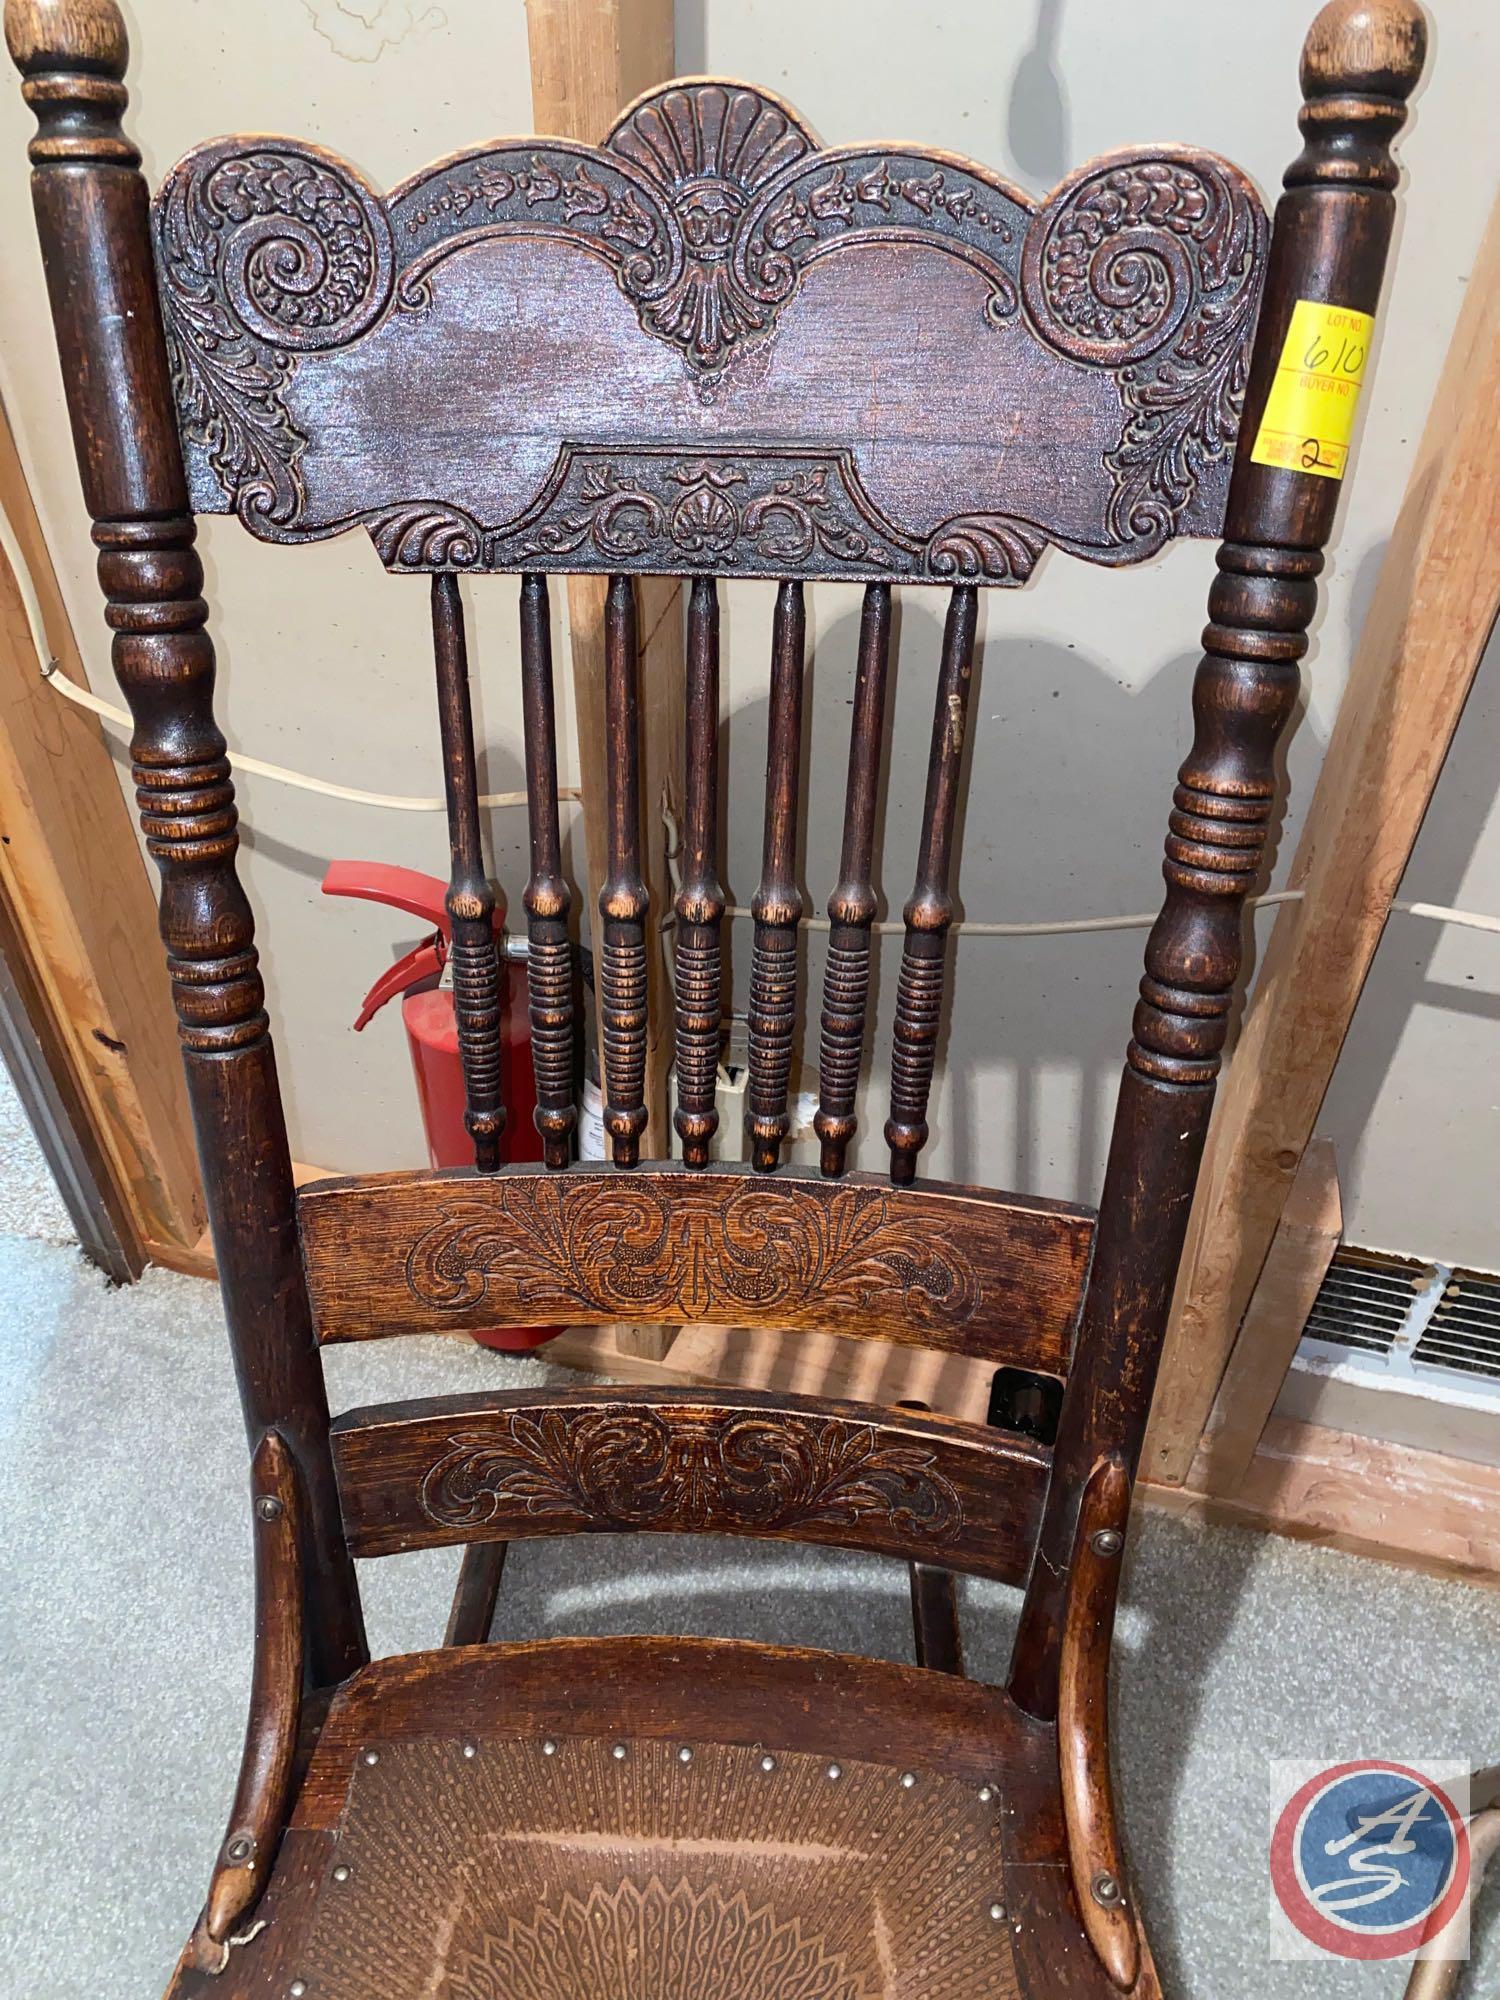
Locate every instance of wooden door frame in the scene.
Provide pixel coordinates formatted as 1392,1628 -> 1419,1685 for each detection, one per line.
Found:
0,393 -> 204,1271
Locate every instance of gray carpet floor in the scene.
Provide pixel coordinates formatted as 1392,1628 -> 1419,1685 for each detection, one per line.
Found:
0,1077 -> 1496,1996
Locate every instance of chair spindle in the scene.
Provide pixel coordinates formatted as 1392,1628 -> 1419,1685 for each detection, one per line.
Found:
600,573 -> 649,1168
518,574 -> 576,1170
815,582 -> 892,1178
886,585 -> 978,1185
431,573 -> 504,1172
746,580 -> 807,1173
673,576 -> 724,1167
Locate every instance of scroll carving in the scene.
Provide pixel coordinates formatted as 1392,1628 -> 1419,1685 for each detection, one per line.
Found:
490,451 -> 899,570
156,140 -> 394,528
1021,152 -> 1267,552
151,82 -> 1270,577
739,150 -> 1023,330
402,1176 -> 976,1327
417,1406 -> 964,1544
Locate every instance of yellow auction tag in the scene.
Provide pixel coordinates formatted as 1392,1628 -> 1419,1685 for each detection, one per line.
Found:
1251,299 -> 1374,479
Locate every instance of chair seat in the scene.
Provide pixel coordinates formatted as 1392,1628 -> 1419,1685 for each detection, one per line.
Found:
164,1637 -> 1158,1999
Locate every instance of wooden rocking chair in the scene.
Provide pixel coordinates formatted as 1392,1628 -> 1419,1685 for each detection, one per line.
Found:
7,1 -> 1426,1992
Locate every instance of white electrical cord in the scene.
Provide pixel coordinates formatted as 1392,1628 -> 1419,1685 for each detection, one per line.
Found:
39,659 -> 582,812
5,495 -> 1498,941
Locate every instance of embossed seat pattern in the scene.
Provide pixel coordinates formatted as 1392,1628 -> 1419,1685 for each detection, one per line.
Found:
291,1735 -> 1017,2000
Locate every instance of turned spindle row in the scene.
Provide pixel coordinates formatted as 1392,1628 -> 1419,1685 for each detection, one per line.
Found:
461,572 -> 979,1180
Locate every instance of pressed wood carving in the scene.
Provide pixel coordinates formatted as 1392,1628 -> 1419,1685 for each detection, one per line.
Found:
294,1737 -> 1015,1999
149,81 -> 1268,579
417,1405 -> 964,1544
448,1879 -> 860,2000
401,1174 -> 978,1326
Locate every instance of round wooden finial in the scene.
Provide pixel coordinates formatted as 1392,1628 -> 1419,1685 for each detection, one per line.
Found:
1300,0 -> 1427,102
5,0 -> 127,77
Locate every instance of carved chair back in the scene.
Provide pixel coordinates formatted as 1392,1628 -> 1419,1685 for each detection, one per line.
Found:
7,1 -> 1421,1714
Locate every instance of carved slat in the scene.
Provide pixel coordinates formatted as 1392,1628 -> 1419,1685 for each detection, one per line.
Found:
815,583 -> 892,1178
147,86 -> 1273,581
331,1387 -> 1050,1587
672,576 -> 724,1167
600,573 -> 649,1167
431,574 -> 504,1171
298,1162 -> 1094,1368
518,574 -> 575,1170
886,586 -> 978,1184
746,581 -> 806,1172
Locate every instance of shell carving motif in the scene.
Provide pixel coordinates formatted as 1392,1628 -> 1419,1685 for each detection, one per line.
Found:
417,1408 -> 964,1544
150,89 -> 1268,564
605,84 -> 816,383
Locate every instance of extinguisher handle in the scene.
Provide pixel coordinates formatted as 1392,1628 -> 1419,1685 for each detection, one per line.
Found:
350,938 -> 445,1031
321,859 -> 506,936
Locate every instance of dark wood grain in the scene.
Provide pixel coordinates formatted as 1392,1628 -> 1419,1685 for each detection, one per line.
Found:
157,1630 -> 1143,1999
8,6 -> 1425,1997
909,1560 -> 966,1677
145,86 -> 1276,583
599,572 -> 649,1167
442,1539 -> 507,1648
1058,1454 -> 1138,1992
815,581 -> 891,1178
190,1429 -> 305,1971
6,0 -> 365,1688
886,584 -> 977,1184
432,572 -> 504,1170
1010,0 -> 1428,1717
672,574 -> 724,1167
518,573 -> 575,1170
331,1385 -> 1049,1584
746,581 -> 806,1171
298,1161 -> 1094,1365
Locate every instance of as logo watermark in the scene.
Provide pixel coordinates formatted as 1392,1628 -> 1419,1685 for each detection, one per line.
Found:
1269,1761 -> 1470,1962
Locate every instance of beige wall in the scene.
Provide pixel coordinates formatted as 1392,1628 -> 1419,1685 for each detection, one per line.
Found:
1,2 -> 1496,1260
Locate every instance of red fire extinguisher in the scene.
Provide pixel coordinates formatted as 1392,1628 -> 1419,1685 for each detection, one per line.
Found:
321,859 -> 560,1352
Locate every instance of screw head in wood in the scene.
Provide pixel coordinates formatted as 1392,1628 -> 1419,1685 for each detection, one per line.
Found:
677,1745 -> 693,1764
1091,1871 -> 1125,1908
1091,1528 -> 1123,1558
978,1784 -> 995,1803
362,1749 -> 379,1766
826,1762 -> 842,1781
332,1864 -> 351,1884
611,1743 -> 627,1761
759,1754 -> 777,1773
255,1495 -> 283,1522
461,1739 -> 477,1760
223,1832 -> 254,1866
289,1983 -> 307,1998
900,1771 -> 917,1790
989,1902 -> 1007,1922
541,1739 -> 558,1757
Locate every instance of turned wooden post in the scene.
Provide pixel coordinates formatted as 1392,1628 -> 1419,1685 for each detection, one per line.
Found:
1009,0 -> 1427,1717
672,576 -> 725,1168
6,0 -> 367,1684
